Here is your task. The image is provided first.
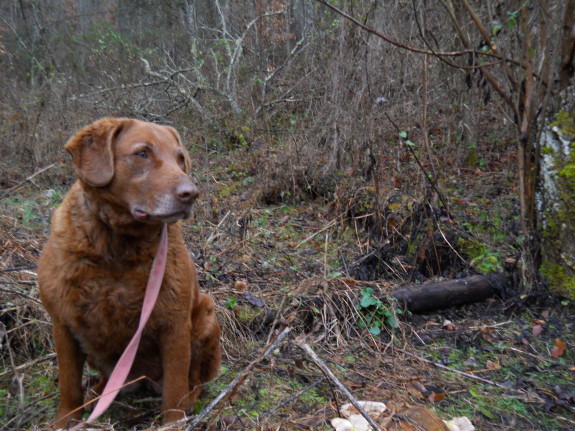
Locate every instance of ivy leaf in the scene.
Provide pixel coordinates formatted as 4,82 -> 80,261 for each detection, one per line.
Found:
405,140 -> 415,146
386,315 -> 400,329
399,131 -> 407,139
369,326 -> 381,336
360,295 -> 379,308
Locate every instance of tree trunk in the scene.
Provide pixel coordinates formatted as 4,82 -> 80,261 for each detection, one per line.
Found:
538,90 -> 575,299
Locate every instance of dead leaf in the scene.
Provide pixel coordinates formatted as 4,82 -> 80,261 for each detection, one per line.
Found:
428,392 -> 445,404
389,405 -> 449,431
442,320 -> 456,331
532,324 -> 543,336
294,358 -> 305,369
532,319 -> 546,325
485,360 -> 501,370
551,338 -> 566,357
406,381 -> 426,398
234,279 -> 248,291
541,310 -> 550,318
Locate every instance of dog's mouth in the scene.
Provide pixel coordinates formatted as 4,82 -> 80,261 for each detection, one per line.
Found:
132,208 -> 191,223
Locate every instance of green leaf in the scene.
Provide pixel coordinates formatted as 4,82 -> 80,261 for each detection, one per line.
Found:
361,288 -> 374,296
369,326 -> 381,336
386,315 -> 399,329
491,23 -> 503,36
360,295 -> 379,308
398,131 -> 407,138
405,140 -> 415,146
478,406 -> 495,419
469,387 -> 480,397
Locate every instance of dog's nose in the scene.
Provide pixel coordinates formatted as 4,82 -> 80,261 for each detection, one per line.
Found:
176,181 -> 199,203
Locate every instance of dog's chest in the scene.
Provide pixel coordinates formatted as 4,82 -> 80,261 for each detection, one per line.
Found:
69,263 -> 161,355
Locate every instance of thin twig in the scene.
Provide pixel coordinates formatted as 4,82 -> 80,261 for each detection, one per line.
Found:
0,162 -> 59,200
0,266 -> 37,273
206,210 -> 231,243
295,219 -> 338,249
256,378 -> 324,420
0,353 -> 57,378
0,285 -> 42,304
185,325 -> 291,430
388,344 -> 543,401
314,0 -> 515,67
385,114 -> 452,220
294,337 -> 382,431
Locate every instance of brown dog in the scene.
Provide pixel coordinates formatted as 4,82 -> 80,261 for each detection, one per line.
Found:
38,118 -> 221,428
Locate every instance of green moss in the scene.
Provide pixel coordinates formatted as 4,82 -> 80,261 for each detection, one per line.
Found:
540,260 -> 575,299
457,237 -> 502,274
236,304 -> 261,323
457,237 -> 486,258
541,213 -> 559,238
551,110 -> 575,139
558,141 -> 575,190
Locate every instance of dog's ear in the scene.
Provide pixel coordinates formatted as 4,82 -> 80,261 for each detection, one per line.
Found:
65,118 -> 128,187
165,125 -> 191,173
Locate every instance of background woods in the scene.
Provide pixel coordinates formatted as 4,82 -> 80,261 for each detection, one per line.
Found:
2,0 -> 574,291
1,1 -> 575,430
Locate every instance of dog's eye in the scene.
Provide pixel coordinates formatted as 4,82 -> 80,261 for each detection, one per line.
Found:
178,154 -> 186,167
134,149 -> 149,159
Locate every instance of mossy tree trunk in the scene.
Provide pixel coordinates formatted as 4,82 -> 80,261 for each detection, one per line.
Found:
538,93 -> 575,299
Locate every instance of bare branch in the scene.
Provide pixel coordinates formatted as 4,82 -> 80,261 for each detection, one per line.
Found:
184,325 -> 291,430
315,0 -> 514,68
295,338 -> 382,431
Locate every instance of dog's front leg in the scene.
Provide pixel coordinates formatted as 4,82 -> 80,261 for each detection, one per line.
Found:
52,321 -> 86,428
160,326 -> 192,424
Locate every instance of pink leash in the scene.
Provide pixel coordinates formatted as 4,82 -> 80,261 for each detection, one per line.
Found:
71,223 -> 168,429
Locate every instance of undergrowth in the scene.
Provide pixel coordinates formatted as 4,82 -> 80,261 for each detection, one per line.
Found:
1,121 -> 574,430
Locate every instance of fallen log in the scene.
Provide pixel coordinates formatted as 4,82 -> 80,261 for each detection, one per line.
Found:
390,273 -> 509,313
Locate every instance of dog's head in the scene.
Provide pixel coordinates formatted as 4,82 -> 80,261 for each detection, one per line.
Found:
65,118 -> 198,223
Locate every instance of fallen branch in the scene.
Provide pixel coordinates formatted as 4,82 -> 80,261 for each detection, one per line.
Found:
388,343 -> 544,402
0,162 -> 59,200
185,325 -> 291,430
294,337 -> 382,431
0,353 -> 57,378
390,273 -> 508,313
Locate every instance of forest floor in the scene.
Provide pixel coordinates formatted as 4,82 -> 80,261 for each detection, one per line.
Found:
1,141 -> 575,431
